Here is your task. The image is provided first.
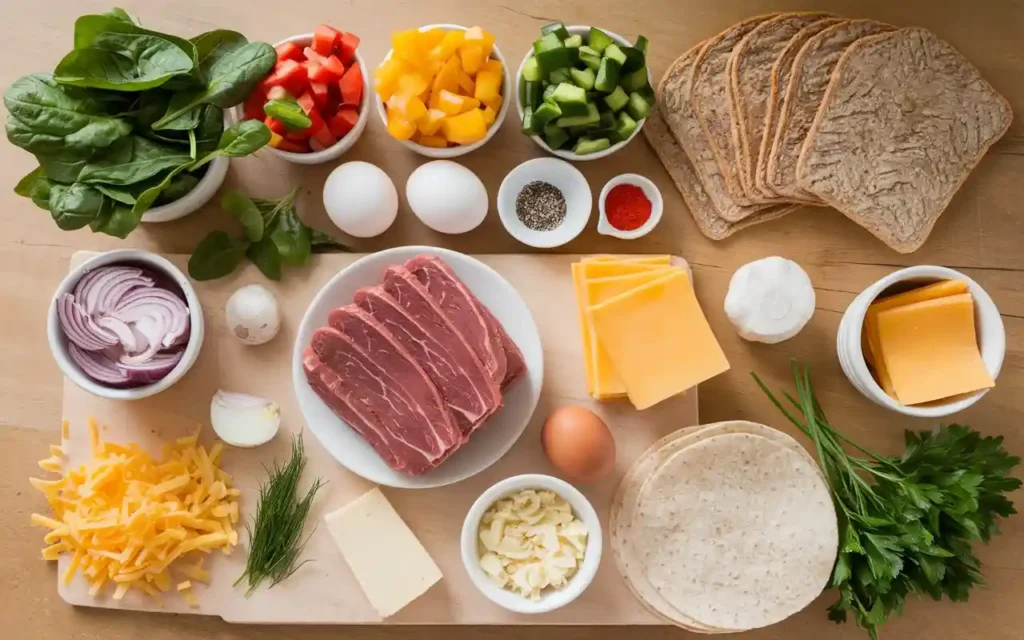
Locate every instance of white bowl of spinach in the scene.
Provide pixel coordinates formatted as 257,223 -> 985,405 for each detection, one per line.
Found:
5,7 -> 276,237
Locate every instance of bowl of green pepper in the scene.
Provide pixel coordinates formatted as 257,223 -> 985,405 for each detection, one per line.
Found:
515,24 -> 654,161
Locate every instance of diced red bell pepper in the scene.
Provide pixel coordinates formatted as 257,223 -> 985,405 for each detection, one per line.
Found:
284,128 -> 311,141
264,116 -> 287,135
339,64 -> 363,106
303,46 -> 328,65
275,41 -> 303,62
303,60 -> 322,82
322,55 -> 347,82
275,138 -> 310,153
266,86 -> 290,101
338,32 -> 360,64
311,123 -> 338,149
310,82 -> 330,109
328,107 -> 359,138
312,24 -> 342,56
297,92 -> 317,116
259,59 -> 307,94
243,91 -> 266,120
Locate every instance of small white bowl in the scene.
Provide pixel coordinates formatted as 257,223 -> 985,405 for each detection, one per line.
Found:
141,156 -> 229,223
836,265 -> 1005,417
515,26 -> 652,162
47,249 -> 205,401
461,474 -> 602,614
375,24 -> 511,158
597,173 -> 663,239
230,33 -> 372,165
497,157 -> 591,248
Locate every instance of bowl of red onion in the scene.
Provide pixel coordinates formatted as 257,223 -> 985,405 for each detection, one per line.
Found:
47,249 -> 204,400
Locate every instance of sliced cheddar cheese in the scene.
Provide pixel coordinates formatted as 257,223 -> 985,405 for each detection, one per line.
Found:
570,263 -> 595,396
589,271 -> 730,410
876,292 -> 993,405
582,255 -> 672,265
580,261 -> 672,280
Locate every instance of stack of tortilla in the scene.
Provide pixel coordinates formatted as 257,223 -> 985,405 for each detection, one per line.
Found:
610,421 -> 838,632
646,13 -> 1013,252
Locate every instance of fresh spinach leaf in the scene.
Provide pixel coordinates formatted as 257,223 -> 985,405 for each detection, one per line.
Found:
246,237 -> 282,280
193,105 -> 225,155
270,205 -> 311,266
153,41 -> 275,128
37,151 -> 91,183
48,183 -> 105,230
14,166 -> 54,210
191,30 -> 249,79
55,32 -> 195,92
153,105 -> 202,131
131,161 -> 193,213
72,14 -> 196,63
263,97 -> 311,129
94,183 -> 137,205
189,231 -> 249,281
156,172 -> 199,205
90,203 -> 141,238
78,136 -> 192,185
309,228 -> 351,252
192,119 -> 270,169
4,74 -> 132,154
102,8 -> 136,24
222,189 -> 264,241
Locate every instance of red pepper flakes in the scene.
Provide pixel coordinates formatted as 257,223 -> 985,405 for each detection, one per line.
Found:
604,184 -> 652,231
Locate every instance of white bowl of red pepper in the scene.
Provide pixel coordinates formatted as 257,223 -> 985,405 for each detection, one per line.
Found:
597,173 -> 662,239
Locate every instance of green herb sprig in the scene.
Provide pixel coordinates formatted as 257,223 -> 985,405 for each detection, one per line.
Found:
188,187 -> 350,281
753,361 -> 1020,640
235,434 -> 325,596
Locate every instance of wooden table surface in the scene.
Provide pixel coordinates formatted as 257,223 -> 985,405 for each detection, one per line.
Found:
1,1 -> 1021,639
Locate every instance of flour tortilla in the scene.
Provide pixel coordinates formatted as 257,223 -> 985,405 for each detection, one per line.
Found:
727,12 -> 834,204
797,27 -> 1013,253
766,20 -> 894,200
630,431 -> 837,631
752,17 -> 843,199
691,15 -> 778,208
609,421 -> 826,632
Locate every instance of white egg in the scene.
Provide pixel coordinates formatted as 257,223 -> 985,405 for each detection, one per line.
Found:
323,161 -> 398,238
406,160 -> 488,234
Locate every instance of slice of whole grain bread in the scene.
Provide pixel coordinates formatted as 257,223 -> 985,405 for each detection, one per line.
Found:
797,27 -> 1013,253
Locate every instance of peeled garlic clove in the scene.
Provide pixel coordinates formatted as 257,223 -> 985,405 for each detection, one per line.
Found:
724,256 -> 815,344
210,390 -> 281,447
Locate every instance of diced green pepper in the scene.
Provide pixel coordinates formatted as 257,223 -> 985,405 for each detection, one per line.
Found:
620,46 -> 645,73
598,110 -> 616,130
587,27 -> 614,54
603,86 -> 630,112
570,67 -> 596,90
637,84 -> 656,107
578,46 -> 602,71
549,68 -> 572,85
542,84 -> 558,104
521,106 -> 537,134
626,91 -> 651,120
568,124 -> 592,137
543,123 -> 570,149
521,56 -> 543,82
533,101 -> 562,127
574,136 -> 611,155
533,33 -> 577,73
608,111 -> 637,143
563,34 -> 583,48
556,102 -> 600,127
621,67 -> 649,93
541,21 -> 571,41
551,82 -> 589,117
634,35 -> 649,57
523,81 -> 542,109
603,44 -> 627,67
595,58 -> 620,92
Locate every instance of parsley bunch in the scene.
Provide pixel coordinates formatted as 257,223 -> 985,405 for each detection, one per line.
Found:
754,362 -> 1020,639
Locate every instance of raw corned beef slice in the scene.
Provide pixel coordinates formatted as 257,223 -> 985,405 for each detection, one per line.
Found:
309,324 -> 461,475
405,255 -> 526,388
357,277 -> 501,437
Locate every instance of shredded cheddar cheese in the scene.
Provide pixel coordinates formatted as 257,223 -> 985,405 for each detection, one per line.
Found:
30,418 -> 240,606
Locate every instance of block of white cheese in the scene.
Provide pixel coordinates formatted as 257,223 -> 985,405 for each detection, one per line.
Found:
324,487 -> 442,618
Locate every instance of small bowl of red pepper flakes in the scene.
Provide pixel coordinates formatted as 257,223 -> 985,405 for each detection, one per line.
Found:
597,174 -> 663,240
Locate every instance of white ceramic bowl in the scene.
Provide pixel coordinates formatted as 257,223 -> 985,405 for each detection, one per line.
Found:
597,173 -> 663,239
47,249 -> 205,401
836,265 -> 1005,417
230,33 -> 372,165
461,474 -> 602,614
515,26 -> 651,161
140,156 -> 229,223
375,24 -> 511,158
497,157 -> 592,248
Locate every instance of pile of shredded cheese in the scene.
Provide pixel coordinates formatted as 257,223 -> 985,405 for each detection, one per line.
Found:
30,418 -> 240,606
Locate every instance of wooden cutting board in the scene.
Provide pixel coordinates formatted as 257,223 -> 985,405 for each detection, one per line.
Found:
57,251 -> 698,625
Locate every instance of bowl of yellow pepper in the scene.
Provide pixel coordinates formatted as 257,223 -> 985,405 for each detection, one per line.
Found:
374,24 -> 510,158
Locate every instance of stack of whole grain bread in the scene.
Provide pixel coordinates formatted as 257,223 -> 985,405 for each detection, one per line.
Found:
646,13 -> 1013,252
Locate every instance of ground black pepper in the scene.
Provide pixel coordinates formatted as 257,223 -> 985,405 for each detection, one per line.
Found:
515,181 -> 567,231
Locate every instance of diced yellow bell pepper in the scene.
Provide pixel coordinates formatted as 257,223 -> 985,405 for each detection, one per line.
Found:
437,89 -> 467,117
457,96 -> 481,114
375,58 -> 412,102
456,71 -> 475,95
480,94 -> 503,112
414,134 -> 449,148
420,29 -> 447,52
464,26 -> 496,61
481,106 -> 497,126
441,108 -> 487,145
474,70 -> 502,102
386,108 -> 417,141
391,29 -> 424,64
269,132 -> 284,148
417,108 -> 446,136
431,56 -> 461,97
459,43 -> 484,75
428,30 -> 465,61
387,93 -> 428,123
397,73 -> 429,99
480,59 -> 502,76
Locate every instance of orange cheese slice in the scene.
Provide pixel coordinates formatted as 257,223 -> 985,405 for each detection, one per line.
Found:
580,261 -> 672,279
582,255 -> 672,265
876,292 -> 993,405
589,271 -> 730,410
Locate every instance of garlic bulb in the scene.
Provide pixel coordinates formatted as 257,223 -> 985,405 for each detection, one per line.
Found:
724,257 -> 815,344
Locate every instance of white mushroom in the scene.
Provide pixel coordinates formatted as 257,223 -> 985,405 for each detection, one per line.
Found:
225,284 -> 280,345
724,256 -> 815,344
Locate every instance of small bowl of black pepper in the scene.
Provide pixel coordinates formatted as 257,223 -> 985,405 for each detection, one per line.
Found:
497,158 -> 592,248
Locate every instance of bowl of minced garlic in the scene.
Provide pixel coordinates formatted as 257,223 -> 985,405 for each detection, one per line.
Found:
460,474 -> 601,614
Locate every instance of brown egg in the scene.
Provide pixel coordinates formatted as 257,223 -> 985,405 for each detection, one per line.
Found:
541,406 -> 616,484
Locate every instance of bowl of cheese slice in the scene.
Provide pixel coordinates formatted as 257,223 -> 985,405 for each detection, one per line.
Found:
460,474 -> 600,614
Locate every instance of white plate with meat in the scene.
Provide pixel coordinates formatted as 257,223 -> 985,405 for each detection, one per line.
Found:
293,246 -> 544,488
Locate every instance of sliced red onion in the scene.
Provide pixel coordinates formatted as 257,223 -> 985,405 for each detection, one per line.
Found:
96,316 -> 139,353
122,350 -> 184,385
68,343 -> 131,386
113,288 -> 190,348
58,294 -> 118,351
75,266 -> 153,315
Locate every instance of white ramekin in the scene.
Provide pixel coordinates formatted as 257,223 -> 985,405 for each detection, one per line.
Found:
141,156 -> 229,223
461,474 -> 602,614
47,249 -> 205,401
597,173 -> 663,239
836,265 -> 1005,417
375,24 -> 511,159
